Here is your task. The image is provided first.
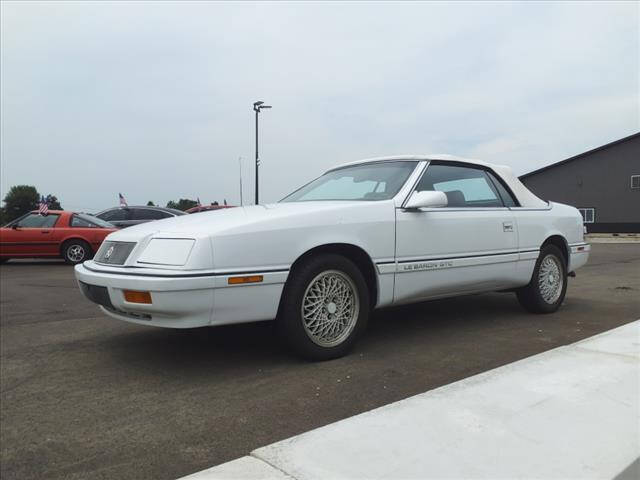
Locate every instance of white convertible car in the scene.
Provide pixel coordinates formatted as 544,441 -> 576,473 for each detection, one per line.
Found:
76,155 -> 590,359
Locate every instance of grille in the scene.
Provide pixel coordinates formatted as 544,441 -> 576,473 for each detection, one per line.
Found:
79,282 -> 115,309
94,241 -> 136,265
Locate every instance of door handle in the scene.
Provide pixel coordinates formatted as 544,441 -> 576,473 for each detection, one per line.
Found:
41,230 -> 51,234
502,222 -> 514,233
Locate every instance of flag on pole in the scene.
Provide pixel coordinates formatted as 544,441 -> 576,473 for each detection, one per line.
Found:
38,196 -> 48,215
119,193 -> 128,207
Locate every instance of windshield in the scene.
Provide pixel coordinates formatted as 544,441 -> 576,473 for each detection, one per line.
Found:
75,213 -> 115,228
281,161 -> 418,202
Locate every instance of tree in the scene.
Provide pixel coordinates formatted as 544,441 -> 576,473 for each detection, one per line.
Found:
2,185 -> 39,222
166,198 -> 198,211
44,194 -> 62,210
0,207 -> 8,226
146,201 -> 155,206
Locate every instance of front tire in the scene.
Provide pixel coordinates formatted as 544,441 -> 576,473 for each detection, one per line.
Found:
278,254 -> 370,361
62,240 -> 91,265
516,245 -> 567,313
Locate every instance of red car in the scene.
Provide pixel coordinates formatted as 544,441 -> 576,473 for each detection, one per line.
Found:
185,204 -> 236,214
0,210 -> 117,265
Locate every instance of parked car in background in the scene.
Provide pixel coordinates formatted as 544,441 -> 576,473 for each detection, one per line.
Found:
185,204 -> 236,214
1,211 -> 116,264
76,155 -> 590,360
95,206 -> 185,228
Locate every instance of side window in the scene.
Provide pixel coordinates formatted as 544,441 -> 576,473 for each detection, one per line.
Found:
98,209 -> 128,221
486,171 -> 519,207
43,215 -> 59,227
71,215 -> 94,227
131,209 -> 171,220
416,164 -> 504,208
17,214 -> 60,228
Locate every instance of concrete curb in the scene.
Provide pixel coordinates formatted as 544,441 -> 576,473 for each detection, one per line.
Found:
586,234 -> 640,243
181,321 -> 640,480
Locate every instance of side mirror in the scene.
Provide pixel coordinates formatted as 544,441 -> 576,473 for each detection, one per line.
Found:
404,190 -> 448,210
11,224 -> 19,230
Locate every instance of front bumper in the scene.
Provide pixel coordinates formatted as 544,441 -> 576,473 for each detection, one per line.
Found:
74,262 -> 288,328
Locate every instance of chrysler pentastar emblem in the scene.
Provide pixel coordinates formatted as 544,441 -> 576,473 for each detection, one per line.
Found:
104,245 -> 115,259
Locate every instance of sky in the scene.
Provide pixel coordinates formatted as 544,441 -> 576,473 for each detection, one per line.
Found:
1,1 -> 638,212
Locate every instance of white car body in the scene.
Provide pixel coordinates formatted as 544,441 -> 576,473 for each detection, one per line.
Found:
75,155 -> 590,329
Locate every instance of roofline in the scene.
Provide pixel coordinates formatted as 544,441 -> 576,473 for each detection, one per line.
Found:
294,153 -> 547,208
100,205 -> 179,212
28,210 -> 108,216
328,154 -> 496,172
520,132 -> 640,179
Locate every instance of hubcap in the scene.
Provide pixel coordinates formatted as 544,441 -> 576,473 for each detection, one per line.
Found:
68,245 -> 85,262
538,254 -> 563,304
301,270 -> 360,347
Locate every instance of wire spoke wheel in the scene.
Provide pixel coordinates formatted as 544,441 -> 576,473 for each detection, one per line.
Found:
301,270 -> 360,347
538,254 -> 563,304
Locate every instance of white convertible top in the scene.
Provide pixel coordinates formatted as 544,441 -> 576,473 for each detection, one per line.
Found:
330,154 -> 548,208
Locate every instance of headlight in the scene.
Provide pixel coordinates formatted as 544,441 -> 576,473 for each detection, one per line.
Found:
136,238 -> 195,266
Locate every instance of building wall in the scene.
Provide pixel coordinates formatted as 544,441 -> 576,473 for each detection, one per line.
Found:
520,135 -> 640,233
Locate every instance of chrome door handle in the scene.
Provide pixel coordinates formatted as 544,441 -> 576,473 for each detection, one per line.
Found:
502,222 -> 514,232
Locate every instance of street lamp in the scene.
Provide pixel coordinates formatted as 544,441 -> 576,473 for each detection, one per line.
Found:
253,100 -> 272,205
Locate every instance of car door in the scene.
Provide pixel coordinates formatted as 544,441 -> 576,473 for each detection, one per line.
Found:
0,213 -> 62,257
0,222 -> 23,256
394,162 -> 519,304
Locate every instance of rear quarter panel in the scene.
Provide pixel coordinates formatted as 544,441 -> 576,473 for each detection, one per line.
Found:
57,214 -> 117,254
514,203 -> 585,251
513,202 -> 585,283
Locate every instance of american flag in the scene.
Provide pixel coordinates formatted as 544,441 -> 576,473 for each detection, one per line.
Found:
119,193 -> 128,207
38,196 -> 48,215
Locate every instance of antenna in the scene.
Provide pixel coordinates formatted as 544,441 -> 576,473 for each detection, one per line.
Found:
238,156 -> 244,206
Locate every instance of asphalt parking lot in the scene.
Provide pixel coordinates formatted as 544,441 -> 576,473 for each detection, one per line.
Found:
1,244 -> 639,480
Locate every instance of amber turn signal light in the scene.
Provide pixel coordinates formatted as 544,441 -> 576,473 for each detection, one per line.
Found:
228,275 -> 263,285
123,290 -> 152,304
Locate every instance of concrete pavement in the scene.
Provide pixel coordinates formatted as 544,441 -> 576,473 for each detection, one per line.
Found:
184,321 -> 640,480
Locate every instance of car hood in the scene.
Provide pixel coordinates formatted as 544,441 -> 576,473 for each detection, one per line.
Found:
104,201 -> 382,242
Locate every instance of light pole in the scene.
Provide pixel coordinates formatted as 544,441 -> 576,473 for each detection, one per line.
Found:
238,156 -> 244,206
253,100 -> 271,204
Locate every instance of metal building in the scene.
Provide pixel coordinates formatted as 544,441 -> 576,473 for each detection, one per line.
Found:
520,132 -> 640,233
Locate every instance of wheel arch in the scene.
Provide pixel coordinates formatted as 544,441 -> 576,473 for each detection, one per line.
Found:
286,243 -> 379,309
540,234 -> 569,266
59,236 -> 93,256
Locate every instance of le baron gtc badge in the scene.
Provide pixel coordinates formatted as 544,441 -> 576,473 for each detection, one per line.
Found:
104,245 -> 115,259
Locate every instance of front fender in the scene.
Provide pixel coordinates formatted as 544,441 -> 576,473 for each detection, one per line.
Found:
209,202 -> 397,272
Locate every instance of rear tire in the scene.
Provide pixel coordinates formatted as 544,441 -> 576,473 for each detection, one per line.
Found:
277,254 -> 370,361
516,245 -> 567,313
62,240 -> 91,265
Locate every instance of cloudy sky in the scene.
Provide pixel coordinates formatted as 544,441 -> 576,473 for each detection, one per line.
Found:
1,1 -> 638,212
